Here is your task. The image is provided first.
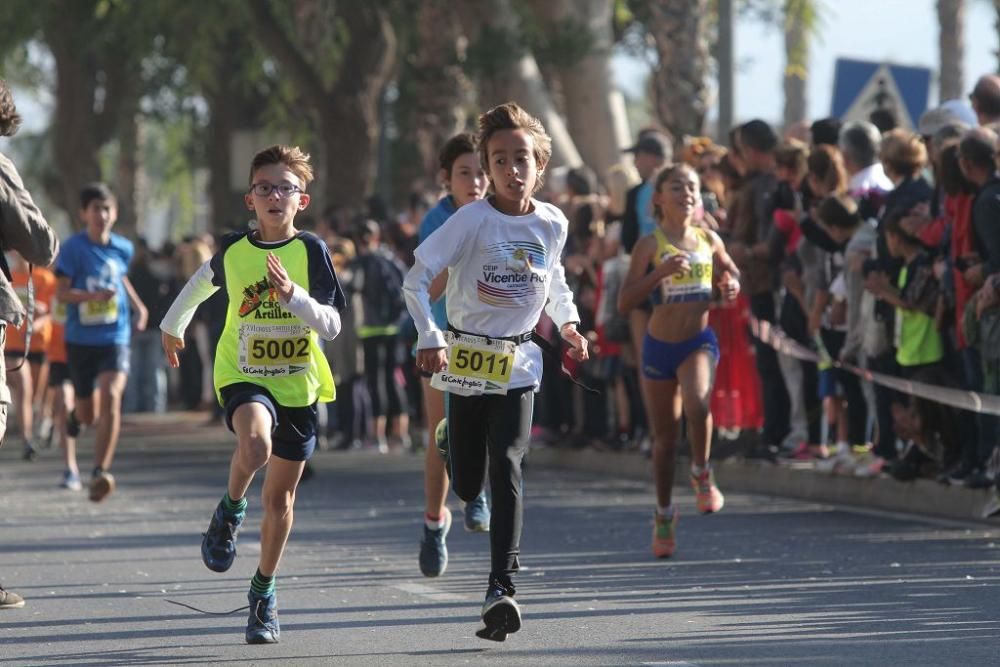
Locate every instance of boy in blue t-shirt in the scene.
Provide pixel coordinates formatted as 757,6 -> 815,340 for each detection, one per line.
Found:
55,183 -> 148,502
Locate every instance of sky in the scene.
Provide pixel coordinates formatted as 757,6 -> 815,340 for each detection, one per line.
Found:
613,0 -> 998,126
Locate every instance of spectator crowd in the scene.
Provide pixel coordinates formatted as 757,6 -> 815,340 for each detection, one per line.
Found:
13,74 -> 1000,498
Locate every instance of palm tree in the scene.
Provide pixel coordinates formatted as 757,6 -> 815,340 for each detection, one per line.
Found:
937,0 -> 966,101
992,0 -> 1000,74
648,0 -> 711,143
717,0 -> 735,142
782,0 -> 822,130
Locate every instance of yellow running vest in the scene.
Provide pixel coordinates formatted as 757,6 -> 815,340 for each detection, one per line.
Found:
214,234 -> 335,407
650,227 -> 713,304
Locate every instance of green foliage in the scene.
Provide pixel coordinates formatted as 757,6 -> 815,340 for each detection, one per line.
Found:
463,23 -> 528,81
0,0 -> 43,65
737,0 -> 824,41
520,12 -> 596,69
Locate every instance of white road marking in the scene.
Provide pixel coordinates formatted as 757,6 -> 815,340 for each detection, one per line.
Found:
391,582 -> 469,603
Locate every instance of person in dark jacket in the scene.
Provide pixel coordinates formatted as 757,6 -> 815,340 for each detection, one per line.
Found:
727,119 -> 789,456
0,78 -> 60,610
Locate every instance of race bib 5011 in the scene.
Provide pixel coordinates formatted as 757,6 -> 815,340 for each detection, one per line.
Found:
430,331 -> 516,396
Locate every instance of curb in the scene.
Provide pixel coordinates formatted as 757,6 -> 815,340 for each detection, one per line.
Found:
528,446 -> 999,525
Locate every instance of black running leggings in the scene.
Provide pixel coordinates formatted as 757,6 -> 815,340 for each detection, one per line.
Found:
448,387 -> 533,582
362,334 -> 408,418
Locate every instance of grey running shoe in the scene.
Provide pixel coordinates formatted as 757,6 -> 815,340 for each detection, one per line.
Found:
464,490 -> 490,532
418,507 -> 452,577
0,585 -> 25,609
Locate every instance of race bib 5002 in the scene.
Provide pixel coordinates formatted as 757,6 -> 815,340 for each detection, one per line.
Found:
238,323 -> 311,378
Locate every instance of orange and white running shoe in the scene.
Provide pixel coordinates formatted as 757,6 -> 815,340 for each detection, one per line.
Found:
652,508 -> 679,559
690,467 -> 725,514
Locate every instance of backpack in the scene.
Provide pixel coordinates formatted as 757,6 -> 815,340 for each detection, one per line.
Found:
358,247 -> 407,329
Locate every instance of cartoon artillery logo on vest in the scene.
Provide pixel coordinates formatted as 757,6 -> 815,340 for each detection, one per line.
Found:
238,274 -> 276,317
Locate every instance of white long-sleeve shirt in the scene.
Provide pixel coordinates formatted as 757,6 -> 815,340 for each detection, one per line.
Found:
160,260 -> 342,341
403,197 -> 580,391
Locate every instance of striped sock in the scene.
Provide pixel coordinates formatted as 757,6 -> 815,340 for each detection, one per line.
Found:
222,491 -> 247,514
250,569 -> 275,596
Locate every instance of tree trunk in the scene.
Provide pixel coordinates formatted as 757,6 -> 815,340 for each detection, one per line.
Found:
325,5 -> 395,209
457,0 -> 583,169
783,0 -> 809,129
44,8 -> 102,223
114,112 -> 139,239
937,0 -> 966,101
649,0 -> 711,145
412,1 -> 471,180
247,0 -> 395,211
206,88 -> 238,233
534,0 -> 630,182
717,0 -> 735,143
43,1 -> 143,225
202,30 -> 268,233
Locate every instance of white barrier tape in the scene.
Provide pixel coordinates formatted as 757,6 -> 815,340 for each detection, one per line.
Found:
747,317 -> 1000,416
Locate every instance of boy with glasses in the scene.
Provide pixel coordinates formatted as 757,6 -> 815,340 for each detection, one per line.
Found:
161,145 -> 345,644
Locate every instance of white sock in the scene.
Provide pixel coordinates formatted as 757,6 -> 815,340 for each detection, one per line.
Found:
656,504 -> 674,517
690,463 -> 708,477
425,512 -> 447,530
836,441 -> 850,455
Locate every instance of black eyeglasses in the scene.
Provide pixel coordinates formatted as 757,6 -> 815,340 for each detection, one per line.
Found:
249,182 -> 303,198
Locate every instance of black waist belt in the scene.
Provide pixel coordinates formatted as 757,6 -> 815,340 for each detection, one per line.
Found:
446,324 -> 599,395
447,324 -> 534,345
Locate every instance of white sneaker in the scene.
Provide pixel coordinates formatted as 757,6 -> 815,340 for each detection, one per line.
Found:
815,448 -> 855,473
853,456 -> 886,478
60,470 -> 83,491
981,489 -> 1000,519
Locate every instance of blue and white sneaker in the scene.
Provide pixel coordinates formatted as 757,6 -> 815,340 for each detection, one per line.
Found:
201,500 -> 245,573
60,470 -> 82,491
464,490 -> 490,532
418,506 -> 452,577
246,589 -> 280,644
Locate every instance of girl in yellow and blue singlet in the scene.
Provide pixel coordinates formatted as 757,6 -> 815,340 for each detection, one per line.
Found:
618,163 -> 741,560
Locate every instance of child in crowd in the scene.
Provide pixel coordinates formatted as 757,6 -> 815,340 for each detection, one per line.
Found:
46,282 -> 79,490
4,252 -> 56,460
866,212 -> 943,376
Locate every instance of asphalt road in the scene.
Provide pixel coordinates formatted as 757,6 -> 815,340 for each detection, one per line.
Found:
1,415 -> 999,666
